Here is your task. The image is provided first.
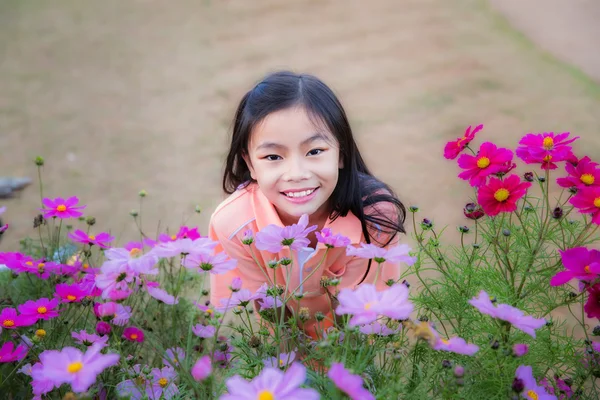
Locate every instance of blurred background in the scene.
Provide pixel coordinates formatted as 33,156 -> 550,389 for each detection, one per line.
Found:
1,0 -> 599,251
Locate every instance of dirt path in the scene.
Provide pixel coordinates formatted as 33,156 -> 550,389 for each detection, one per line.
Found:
1,0 -> 600,254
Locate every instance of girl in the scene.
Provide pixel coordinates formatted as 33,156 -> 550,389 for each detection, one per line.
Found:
208,71 -> 407,338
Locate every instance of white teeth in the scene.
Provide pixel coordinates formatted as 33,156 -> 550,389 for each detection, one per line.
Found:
285,188 -> 315,198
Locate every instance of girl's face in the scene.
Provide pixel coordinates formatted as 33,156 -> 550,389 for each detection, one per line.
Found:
243,106 -> 342,227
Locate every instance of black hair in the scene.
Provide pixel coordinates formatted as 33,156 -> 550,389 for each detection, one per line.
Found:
222,71 -> 406,282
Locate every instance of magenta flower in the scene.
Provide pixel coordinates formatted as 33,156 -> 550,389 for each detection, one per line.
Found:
550,247 -> 600,286
163,347 -> 186,368
123,327 -> 144,343
151,366 -> 179,399
444,124 -> 483,160
316,228 -> 351,248
584,284 -> 600,319
96,321 -> 111,336
222,362 -> 319,400
336,283 -> 413,326
40,342 -> 119,393
516,132 -> 578,170
515,365 -> 557,400
359,321 -> 400,336
182,251 -> 237,274
0,341 -> 28,363
40,196 -> 85,219
152,237 -> 217,259
328,362 -> 375,400
71,330 -> 109,347
68,229 -> 114,248
513,344 -> 529,357
457,142 -> 514,187
192,324 -> 216,338
469,290 -> 546,337
55,282 -> 87,303
191,355 -> 212,382
346,243 -> 416,265
255,214 -> 318,253
0,307 -> 36,329
94,302 -> 118,320
570,186 -> 600,224
145,281 -> 179,305
19,259 -> 59,279
557,156 -> 600,189
263,350 -> 297,368
18,298 -> 60,321
477,175 -> 531,217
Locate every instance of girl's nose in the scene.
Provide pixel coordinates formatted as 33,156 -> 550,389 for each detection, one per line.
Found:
283,158 -> 310,182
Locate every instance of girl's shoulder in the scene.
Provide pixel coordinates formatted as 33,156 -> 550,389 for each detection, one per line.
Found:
210,182 -> 259,240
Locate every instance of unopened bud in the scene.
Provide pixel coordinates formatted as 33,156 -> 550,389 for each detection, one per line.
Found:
298,307 -> 310,322
523,172 -> 534,182
138,190 -> 147,198
409,206 -> 419,213
512,378 -> 525,393
130,210 -> 139,217
86,216 -> 96,226
552,207 -> 563,219
458,225 -> 470,233
194,205 -> 202,214
34,156 -> 45,166
420,218 -> 433,230
315,312 -> 325,322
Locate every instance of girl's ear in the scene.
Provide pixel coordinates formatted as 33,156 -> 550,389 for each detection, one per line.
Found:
242,152 -> 257,180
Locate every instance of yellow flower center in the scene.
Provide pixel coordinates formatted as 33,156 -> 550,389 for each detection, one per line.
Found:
581,174 -> 595,185
258,391 -> 275,400
206,309 -> 213,315
477,156 -> 491,169
527,389 -> 539,400
542,136 -> 554,150
3,319 -> 15,327
364,302 -> 373,311
585,265 -> 591,273
67,295 -> 77,301
543,155 -> 552,162
25,261 -> 33,266
279,359 -> 284,366
88,235 -> 96,241
158,377 -> 168,388
38,263 -> 45,272
171,235 -> 177,240
56,205 -> 67,212
594,197 -> 600,208
36,329 -> 46,338
130,333 -> 138,340
494,188 -> 510,202
83,264 -> 89,269
37,306 -> 47,314
441,339 -> 449,345
67,361 -> 83,373
129,248 -> 142,258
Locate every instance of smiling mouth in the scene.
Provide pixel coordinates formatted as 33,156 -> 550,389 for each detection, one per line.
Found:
281,188 -> 318,198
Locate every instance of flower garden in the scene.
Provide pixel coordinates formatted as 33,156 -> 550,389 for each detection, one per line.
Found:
1,127 -> 600,399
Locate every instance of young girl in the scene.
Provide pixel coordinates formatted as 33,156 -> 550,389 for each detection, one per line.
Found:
208,71 -> 406,338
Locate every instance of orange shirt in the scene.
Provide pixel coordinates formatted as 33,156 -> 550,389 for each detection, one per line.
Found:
208,183 -> 400,337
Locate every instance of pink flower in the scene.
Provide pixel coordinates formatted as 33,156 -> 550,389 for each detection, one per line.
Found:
346,243 -> 416,265
183,251 -> 237,274
31,361 -> 55,397
113,304 -> 132,326
328,362 -> 374,400
191,355 -> 212,382
103,242 -> 158,275
255,214 -> 318,253
18,298 -> 60,321
40,196 -> 86,219
557,156 -> 600,189
218,289 -> 260,312
515,365 -> 557,400
71,330 -> 109,347
163,347 -> 186,368
444,124 -> 483,160
192,324 -> 216,338
477,175 -> 531,217
569,186 -> 600,224
241,229 -> 254,245
0,307 -> 36,329
263,350 -> 297,368
95,263 -> 135,300
359,321 -> 400,336
222,362 -> 319,400
40,342 -> 119,393
152,237 -> 217,259
94,302 -> 118,320
55,282 -> 87,303
96,321 -> 111,336
550,247 -> 600,286
457,142 -> 514,187
584,284 -> 600,319
230,277 -> 243,292
336,284 -> 413,326
123,327 -> 144,342
433,336 -> 479,356
68,229 -> 114,248
513,344 -> 529,357
315,228 -> 351,248
0,341 -> 28,363
516,132 -> 578,170
469,290 -> 546,337
145,282 -> 179,305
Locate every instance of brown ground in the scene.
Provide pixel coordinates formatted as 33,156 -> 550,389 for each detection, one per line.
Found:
1,0 -> 599,255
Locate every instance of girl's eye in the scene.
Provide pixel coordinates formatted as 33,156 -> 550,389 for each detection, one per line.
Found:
307,149 -> 325,156
264,155 -> 282,161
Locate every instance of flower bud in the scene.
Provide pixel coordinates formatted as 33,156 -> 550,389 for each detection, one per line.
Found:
86,216 -> 96,226
409,206 -> 419,213
96,321 -> 111,336
229,277 -> 242,292
592,325 -> 600,336
552,207 -> 563,219
138,190 -> 147,198
129,210 -> 139,217
248,335 -> 261,348
420,218 -> 433,230
194,205 -> 202,214
512,377 -> 525,393
267,259 -> 279,269
386,279 -> 395,287
537,176 -> 546,183
279,257 -> 292,266
201,289 -> 209,296
491,340 -> 499,350
442,360 -> 452,369
502,229 -> 511,237
568,186 -> 578,195
523,172 -> 534,182
241,229 -> 254,245
458,225 -> 470,233
315,312 -> 325,322
464,203 -> 484,220
34,156 -> 45,166
298,307 -> 310,322
512,343 -> 529,357
454,365 -> 465,378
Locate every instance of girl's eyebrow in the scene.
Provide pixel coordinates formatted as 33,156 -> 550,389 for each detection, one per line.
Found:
255,132 -> 329,151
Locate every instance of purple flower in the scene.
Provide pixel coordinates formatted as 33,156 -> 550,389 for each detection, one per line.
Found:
191,355 -> 212,382
163,347 -> 185,368
241,229 -> 254,245
222,362 -> 319,400
257,295 -> 283,310
550,247 -> 600,286
151,366 -> 179,399
513,344 -> 529,357
328,362 -> 375,400
40,196 -> 86,219
103,242 -> 159,276
71,330 -> 109,347
359,322 -> 399,336
183,251 -> 237,274
336,284 -> 413,327
255,214 -> 318,253
192,324 -> 216,338
40,342 -> 119,393
31,361 -> 55,397
346,243 -> 416,265
0,341 -> 28,363
145,282 -> 179,305
116,364 -> 155,400
515,365 -> 557,400
263,350 -> 297,368
95,262 -> 135,300
433,336 -> 479,356
469,290 -> 546,337
218,289 -> 259,312
315,228 -> 351,248
230,277 -> 243,292
152,237 -> 217,259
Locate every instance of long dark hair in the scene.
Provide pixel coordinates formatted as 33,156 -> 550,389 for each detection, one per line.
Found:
223,71 -> 406,280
